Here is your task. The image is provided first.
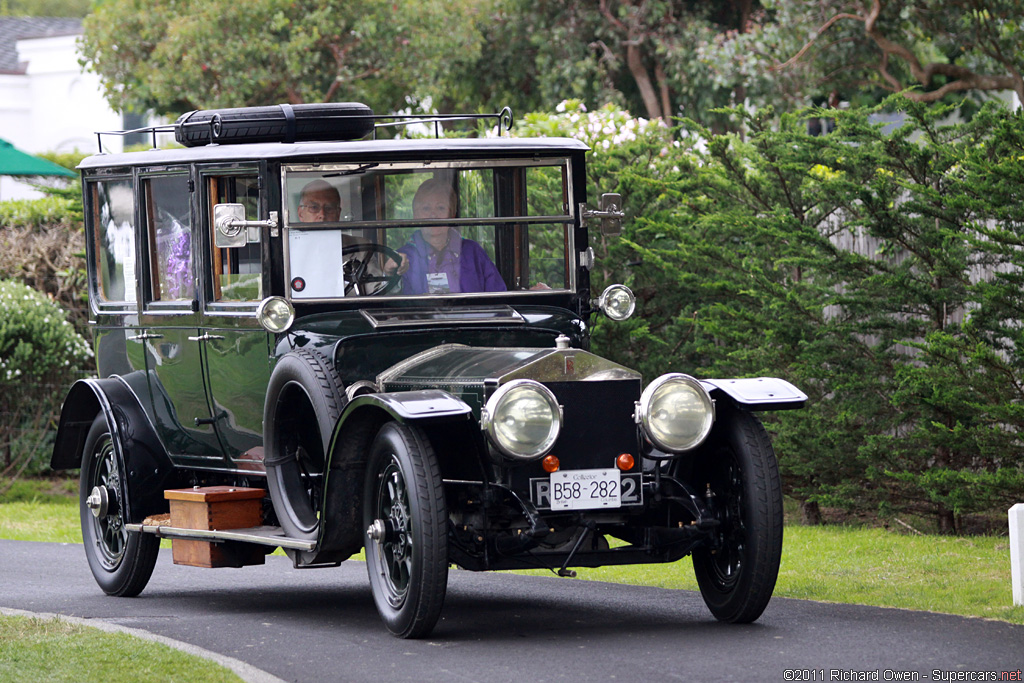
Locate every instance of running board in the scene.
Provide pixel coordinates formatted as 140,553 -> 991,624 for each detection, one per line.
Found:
126,523 -> 316,551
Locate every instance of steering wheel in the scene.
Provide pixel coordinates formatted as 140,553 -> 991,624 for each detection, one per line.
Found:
341,242 -> 404,296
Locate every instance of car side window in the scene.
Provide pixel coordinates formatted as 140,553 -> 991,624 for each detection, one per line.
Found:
207,174 -> 262,302
89,178 -> 137,304
143,174 -> 194,303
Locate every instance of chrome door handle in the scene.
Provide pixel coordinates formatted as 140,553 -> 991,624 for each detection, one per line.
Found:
187,333 -> 226,342
127,332 -> 164,341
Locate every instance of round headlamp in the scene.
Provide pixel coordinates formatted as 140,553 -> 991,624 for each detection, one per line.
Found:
595,284 -> 636,321
481,380 -> 561,461
256,296 -> 295,333
638,373 -> 715,453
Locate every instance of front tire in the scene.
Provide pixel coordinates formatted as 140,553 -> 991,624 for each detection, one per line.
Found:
80,415 -> 159,597
363,421 -> 448,639
692,409 -> 783,623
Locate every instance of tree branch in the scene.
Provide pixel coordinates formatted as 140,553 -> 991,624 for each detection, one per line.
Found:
778,0 -> 1024,102
655,59 -> 672,119
774,12 -> 864,71
599,0 -> 663,119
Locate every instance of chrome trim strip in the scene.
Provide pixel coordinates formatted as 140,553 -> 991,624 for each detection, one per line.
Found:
285,156 -> 572,175
287,215 -> 573,230
360,305 -> 526,328
159,465 -> 268,476
125,523 -> 315,551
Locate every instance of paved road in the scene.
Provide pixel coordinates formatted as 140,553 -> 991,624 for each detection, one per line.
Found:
1,539 -> 1021,682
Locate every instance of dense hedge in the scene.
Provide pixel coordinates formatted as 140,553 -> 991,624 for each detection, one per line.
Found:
516,97 -> 1024,532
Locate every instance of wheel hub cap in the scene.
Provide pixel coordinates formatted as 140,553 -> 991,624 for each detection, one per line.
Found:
371,458 -> 414,607
86,485 -> 118,518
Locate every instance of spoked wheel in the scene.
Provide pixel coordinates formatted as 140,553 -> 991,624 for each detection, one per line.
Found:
363,421 -> 447,639
80,415 -> 159,597
692,409 -> 783,623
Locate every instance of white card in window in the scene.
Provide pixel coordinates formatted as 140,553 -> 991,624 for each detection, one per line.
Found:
289,230 -> 345,298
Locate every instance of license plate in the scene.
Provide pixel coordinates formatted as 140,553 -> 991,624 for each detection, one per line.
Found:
531,473 -> 642,510
549,469 -> 621,511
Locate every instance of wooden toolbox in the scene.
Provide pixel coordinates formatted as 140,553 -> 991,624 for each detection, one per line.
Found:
165,486 -> 266,568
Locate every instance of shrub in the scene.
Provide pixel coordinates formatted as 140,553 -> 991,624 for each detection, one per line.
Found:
0,196 -> 78,228
0,197 -> 89,336
0,279 -> 93,479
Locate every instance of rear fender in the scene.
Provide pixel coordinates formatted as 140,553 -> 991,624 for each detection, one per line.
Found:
701,377 -> 807,412
51,377 -> 177,524
316,390 -> 475,556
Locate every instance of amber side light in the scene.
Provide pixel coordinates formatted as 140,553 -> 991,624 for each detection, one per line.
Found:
616,453 -> 635,471
542,455 -> 560,473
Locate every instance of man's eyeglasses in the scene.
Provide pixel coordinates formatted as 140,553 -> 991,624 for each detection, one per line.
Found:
299,202 -> 341,216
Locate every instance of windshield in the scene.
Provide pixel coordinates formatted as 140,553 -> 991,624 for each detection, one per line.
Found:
282,160 -> 574,299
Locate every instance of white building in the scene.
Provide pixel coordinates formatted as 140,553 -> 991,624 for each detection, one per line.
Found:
0,18 -> 125,200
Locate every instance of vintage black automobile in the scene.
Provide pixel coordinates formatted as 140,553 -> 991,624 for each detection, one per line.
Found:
51,103 -> 806,638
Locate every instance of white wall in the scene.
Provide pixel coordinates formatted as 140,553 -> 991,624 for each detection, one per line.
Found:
0,32 -> 123,200
19,34 -> 122,155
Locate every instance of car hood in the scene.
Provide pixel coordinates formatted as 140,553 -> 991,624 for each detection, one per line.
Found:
376,343 -> 640,413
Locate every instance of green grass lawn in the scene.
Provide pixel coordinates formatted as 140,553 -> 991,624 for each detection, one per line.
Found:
0,479 -> 246,682
0,614 -> 243,683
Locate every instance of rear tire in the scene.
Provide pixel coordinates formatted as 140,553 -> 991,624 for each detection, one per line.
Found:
692,409 -> 783,623
80,415 -> 159,597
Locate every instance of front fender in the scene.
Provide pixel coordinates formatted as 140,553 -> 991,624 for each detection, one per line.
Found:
314,390 -> 473,558
343,389 -> 474,424
51,376 -> 177,523
701,377 -> 807,412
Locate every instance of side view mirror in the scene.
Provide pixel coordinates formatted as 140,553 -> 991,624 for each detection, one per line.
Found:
214,203 -> 274,248
580,193 -> 624,236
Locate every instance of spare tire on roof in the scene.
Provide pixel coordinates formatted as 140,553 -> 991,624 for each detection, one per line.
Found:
174,102 -> 374,147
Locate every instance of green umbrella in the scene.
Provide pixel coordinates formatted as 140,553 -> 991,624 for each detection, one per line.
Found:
0,137 -> 76,178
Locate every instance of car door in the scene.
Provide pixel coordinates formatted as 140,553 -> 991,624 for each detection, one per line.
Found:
197,168 -> 272,472
138,169 -> 226,464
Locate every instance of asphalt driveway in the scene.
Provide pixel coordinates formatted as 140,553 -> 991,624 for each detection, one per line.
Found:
1,540 -> 1020,682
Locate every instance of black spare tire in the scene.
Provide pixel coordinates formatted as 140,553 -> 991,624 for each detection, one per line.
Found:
175,102 -> 374,147
264,350 -> 347,541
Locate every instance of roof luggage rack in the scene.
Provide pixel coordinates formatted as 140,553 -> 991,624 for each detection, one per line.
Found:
93,124 -> 175,154
92,103 -> 514,153
372,107 -> 513,139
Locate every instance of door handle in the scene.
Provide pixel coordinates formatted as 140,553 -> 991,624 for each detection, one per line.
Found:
127,332 -> 164,341
187,334 -> 226,342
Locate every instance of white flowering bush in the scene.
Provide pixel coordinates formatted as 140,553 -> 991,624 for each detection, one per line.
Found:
0,279 -> 93,477
492,99 -> 704,160
509,100 -> 668,150
0,279 -> 92,382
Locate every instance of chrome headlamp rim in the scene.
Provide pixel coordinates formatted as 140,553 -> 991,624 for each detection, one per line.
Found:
480,379 -> 562,461
256,296 -> 296,334
595,284 -> 636,321
638,373 -> 715,454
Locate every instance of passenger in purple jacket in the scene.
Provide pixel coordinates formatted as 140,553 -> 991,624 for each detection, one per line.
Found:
388,178 -> 506,295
